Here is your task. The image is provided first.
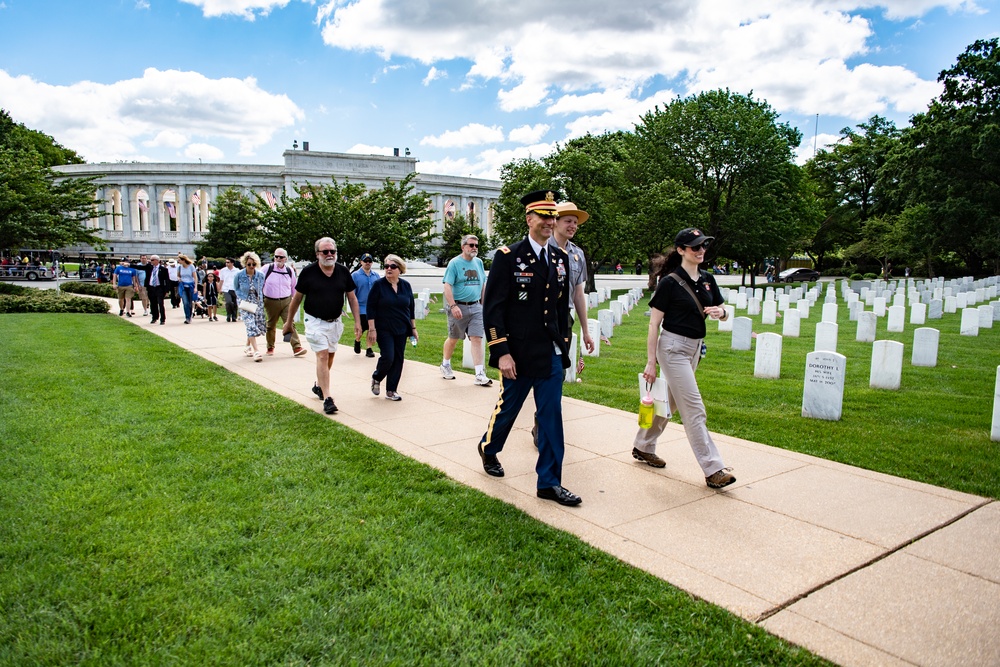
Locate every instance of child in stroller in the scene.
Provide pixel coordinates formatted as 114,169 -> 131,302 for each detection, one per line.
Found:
191,290 -> 209,319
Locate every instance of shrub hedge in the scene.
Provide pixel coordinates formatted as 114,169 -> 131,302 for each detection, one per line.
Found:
59,281 -> 116,298
0,284 -> 110,314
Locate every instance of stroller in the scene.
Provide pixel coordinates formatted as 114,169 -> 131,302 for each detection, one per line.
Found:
192,293 -> 209,319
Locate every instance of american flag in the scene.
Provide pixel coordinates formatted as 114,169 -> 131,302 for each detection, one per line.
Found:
191,192 -> 201,206
165,201 -> 176,217
138,199 -> 148,212
263,191 -> 277,209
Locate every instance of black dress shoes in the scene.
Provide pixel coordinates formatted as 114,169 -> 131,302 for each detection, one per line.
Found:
537,486 -> 582,506
477,442 -> 504,477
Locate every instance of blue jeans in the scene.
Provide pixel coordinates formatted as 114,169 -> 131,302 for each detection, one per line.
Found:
179,282 -> 197,321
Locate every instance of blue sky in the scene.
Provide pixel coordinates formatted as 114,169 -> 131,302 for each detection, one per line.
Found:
0,0 -> 996,179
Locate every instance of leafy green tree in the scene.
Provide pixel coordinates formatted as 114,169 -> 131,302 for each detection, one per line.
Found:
881,39 -> 1000,275
549,132 -> 637,287
255,173 -> 435,268
803,116 -> 900,269
193,187 -> 261,259
631,89 -> 810,282
438,212 -> 490,266
0,110 -> 103,250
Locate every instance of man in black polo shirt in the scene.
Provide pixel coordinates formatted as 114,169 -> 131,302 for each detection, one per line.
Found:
283,237 -> 361,415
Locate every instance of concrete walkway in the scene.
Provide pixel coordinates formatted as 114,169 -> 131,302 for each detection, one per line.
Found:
122,307 -> 998,667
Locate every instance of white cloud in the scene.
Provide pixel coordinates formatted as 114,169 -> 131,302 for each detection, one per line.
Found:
344,143 -> 396,156
315,0 -> 974,129
184,143 -> 225,160
178,0 -> 295,20
507,124 -> 550,144
420,123 -> 505,148
419,142 -> 557,180
794,132 -> 842,164
135,0 -> 151,9
422,66 -> 447,86
144,130 -> 188,149
0,68 -> 304,162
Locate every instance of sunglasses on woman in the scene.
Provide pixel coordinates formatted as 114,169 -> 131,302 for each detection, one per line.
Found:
687,243 -> 710,252
385,264 -> 400,270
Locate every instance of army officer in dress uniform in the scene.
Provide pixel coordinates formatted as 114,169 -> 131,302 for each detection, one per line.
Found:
476,189 -> 581,506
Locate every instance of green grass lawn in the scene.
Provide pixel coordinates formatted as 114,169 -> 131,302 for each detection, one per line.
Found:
404,284 -> 1000,499
0,314 -> 829,666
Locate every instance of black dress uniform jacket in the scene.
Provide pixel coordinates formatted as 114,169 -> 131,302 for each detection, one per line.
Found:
483,238 -> 571,377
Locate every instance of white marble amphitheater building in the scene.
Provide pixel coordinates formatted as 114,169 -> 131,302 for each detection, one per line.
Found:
54,148 -> 502,259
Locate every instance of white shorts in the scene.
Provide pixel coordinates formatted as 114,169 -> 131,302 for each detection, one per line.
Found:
304,315 -> 344,353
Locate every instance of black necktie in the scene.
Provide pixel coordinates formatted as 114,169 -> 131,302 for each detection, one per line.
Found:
539,248 -> 547,266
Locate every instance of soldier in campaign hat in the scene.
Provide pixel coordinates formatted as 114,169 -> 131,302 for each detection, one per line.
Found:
476,190 -> 581,506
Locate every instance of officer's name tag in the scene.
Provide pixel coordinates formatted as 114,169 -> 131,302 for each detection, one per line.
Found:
515,272 -> 533,284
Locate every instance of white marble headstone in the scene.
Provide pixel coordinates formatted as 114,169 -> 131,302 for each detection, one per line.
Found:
993,366 -> 1000,443
610,300 -> 623,325
873,296 -> 887,317
598,309 -> 614,338
979,304 -> 994,329
782,308 -> 801,337
717,305 -> 735,332
815,321 -> 838,353
960,308 -> 979,336
886,305 -> 905,332
802,351 -> 846,421
762,300 -> 777,325
928,299 -> 943,319
856,311 -> 877,343
585,319 -> 601,357
754,332 -> 782,379
911,327 -> 939,367
870,340 -> 904,390
822,303 -> 838,323
797,298 -> 810,319
747,297 -> 761,316
910,302 -> 926,325
732,317 -> 753,350
564,332 -> 578,382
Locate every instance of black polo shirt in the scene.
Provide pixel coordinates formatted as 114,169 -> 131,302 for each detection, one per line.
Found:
295,262 -> 356,320
648,267 -> 724,339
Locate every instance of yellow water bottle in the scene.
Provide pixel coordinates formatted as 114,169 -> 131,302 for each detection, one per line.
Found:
638,384 -> 655,429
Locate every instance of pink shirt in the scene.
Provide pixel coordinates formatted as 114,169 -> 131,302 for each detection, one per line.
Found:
260,262 -> 297,299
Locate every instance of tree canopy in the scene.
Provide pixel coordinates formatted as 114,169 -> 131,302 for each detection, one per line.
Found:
200,174 -> 436,268
0,110 -> 103,251
879,38 -> 1000,275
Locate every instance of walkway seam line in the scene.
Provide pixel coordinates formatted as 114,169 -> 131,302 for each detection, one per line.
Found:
754,498 -> 995,624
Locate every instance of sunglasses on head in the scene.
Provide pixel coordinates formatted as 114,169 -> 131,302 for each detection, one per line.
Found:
319,249 -> 337,255
385,264 -> 400,270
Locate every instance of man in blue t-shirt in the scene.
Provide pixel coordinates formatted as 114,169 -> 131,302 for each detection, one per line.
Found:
350,253 -> 380,357
440,234 -> 491,386
112,258 -> 138,317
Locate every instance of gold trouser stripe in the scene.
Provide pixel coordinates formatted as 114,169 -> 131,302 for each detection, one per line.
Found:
481,375 -> 506,447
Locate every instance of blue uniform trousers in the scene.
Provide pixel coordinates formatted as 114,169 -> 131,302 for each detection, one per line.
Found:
480,352 -> 565,489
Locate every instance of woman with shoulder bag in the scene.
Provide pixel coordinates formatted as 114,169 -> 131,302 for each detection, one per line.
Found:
234,251 -> 266,361
633,228 -> 736,490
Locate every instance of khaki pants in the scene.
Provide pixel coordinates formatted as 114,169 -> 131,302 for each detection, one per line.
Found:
136,285 -> 149,311
633,329 -> 725,477
264,295 -> 300,350
116,285 -> 135,309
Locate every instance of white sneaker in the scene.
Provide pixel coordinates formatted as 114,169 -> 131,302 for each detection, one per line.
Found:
474,373 -> 493,386
440,363 -> 455,380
